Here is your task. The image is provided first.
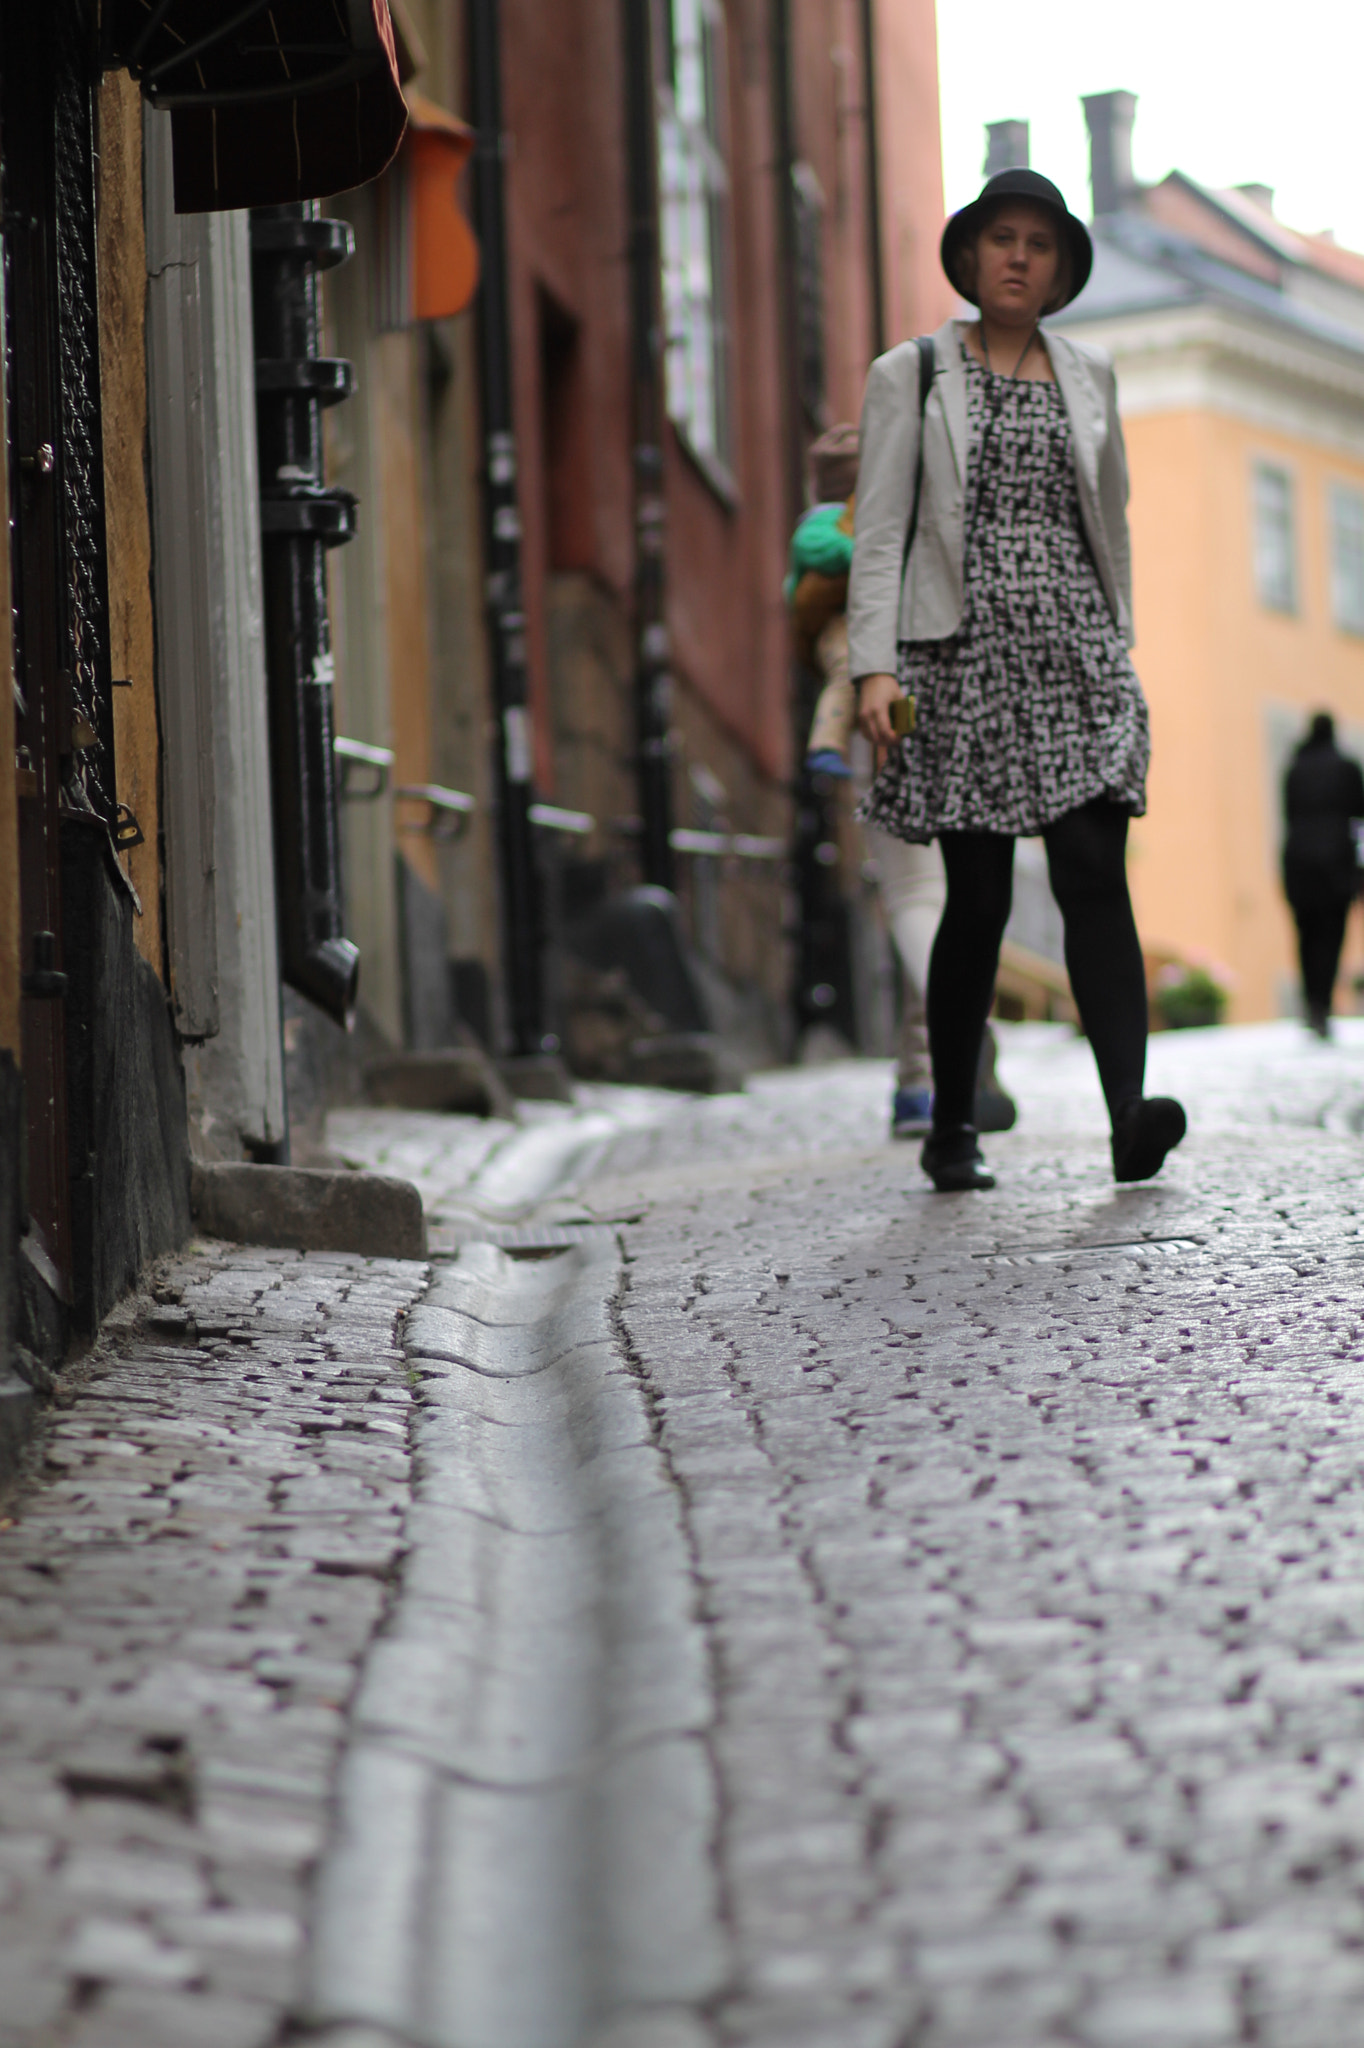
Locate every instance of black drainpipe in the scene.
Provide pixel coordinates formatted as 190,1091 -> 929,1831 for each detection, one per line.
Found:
250,204 -> 360,1027
772,0 -> 855,1047
622,0 -> 675,894
770,0 -> 804,535
858,0 -> 886,358
469,0 -> 546,1058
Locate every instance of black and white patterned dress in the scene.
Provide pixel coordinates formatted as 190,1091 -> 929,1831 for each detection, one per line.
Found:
860,353 -> 1150,843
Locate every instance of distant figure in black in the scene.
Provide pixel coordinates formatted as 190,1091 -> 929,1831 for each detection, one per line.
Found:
1282,712 -> 1364,1038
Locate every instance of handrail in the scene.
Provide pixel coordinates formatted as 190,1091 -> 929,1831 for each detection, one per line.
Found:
669,827 -> 785,861
335,734 -> 394,800
395,782 -> 477,843
528,802 -> 594,836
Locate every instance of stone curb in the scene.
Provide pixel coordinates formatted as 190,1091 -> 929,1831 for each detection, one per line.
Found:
190,1162 -> 426,1259
364,1048 -> 516,1121
0,1367 -> 35,1490
306,1238 -> 727,2047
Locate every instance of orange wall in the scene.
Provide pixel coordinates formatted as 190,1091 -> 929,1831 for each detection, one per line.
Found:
97,73 -> 162,975
1125,406 -> 1364,1019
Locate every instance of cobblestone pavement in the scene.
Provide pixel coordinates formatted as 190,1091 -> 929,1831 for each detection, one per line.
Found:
326,1086 -> 681,1249
0,1246 -> 425,2048
581,1023 -> 1364,2048
8,1023 -> 1364,2048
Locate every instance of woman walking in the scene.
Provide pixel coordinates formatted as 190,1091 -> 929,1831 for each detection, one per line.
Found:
848,167 -> 1185,1191
1281,711 -> 1364,1037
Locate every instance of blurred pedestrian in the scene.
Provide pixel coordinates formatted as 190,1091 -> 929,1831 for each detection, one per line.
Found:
1281,711 -> 1364,1038
791,425 -> 1015,1138
849,168 -> 1185,1191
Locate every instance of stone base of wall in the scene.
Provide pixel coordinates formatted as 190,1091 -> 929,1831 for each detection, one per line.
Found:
546,572 -> 795,1073
62,818 -> 191,1335
0,831 -> 191,1476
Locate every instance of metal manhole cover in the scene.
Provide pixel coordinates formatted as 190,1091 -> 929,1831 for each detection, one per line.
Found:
977,1236 -> 1204,1266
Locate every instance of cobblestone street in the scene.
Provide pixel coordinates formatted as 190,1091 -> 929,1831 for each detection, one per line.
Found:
7,1024 -> 1364,2046
592,1024 -> 1364,2048
0,1251 -> 426,2048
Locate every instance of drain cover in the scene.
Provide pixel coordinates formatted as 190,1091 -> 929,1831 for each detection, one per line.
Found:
978,1235 -> 1204,1266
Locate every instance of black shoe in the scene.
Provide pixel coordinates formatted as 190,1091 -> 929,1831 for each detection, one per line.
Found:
974,1027 -> 1017,1133
1112,1096 -> 1187,1183
1307,1001 -> 1331,1040
974,1083 -> 1018,1133
921,1125 -> 995,1192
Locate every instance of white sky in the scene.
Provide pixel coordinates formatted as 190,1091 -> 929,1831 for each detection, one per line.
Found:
935,0 -> 1364,254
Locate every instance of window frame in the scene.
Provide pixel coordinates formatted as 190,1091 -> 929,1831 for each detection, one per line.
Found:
1329,479 -> 1364,637
656,0 -> 736,497
1252,460 -> 1298,616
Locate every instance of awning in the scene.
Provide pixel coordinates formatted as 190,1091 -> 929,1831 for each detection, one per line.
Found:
104,0 -> 409,213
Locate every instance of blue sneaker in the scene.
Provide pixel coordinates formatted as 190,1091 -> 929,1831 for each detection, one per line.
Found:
805,748 -> 852,780
892,1085 -> 934,1138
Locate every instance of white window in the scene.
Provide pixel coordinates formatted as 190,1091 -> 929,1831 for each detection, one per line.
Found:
658,0 -> 732,474
1253,463 -> 1297,613
1330,483 -> 1364,635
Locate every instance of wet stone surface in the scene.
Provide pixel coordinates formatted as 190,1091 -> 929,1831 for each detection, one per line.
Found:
0,1245 -> 425,2048
7,1024 -> 1364,2047
589,1029 -> 1364,2047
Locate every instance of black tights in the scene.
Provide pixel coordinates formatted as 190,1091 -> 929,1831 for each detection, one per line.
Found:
1293,900 -> 1350,1013
929,798 -> 1147,1129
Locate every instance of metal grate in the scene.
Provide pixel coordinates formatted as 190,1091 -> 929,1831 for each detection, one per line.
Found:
51,0 -> 115,822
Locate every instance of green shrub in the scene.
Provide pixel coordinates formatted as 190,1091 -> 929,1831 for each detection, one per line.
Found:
1154,964 -> 1228,1032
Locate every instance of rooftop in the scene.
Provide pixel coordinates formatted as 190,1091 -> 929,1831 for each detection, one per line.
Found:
1044,95 -> 1364,362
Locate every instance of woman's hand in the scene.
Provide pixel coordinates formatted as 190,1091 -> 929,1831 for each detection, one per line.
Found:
856,673 -> 903,749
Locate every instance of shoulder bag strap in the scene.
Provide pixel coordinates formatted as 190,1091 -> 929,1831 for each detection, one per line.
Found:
899,334 -> 937,587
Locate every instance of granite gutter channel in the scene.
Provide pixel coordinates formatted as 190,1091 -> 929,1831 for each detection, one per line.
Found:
305,1232 -> 726,2048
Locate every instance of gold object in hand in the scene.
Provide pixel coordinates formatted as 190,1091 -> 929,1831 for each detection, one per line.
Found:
889,694 -> 916,737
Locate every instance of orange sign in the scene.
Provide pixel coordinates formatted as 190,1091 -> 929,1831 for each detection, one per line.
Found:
407,93 -> 480,320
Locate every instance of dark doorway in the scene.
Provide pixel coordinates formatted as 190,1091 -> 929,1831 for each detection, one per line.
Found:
538,289 -> 590,573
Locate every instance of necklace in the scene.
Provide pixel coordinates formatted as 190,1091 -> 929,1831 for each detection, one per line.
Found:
980,324 -> 1037,379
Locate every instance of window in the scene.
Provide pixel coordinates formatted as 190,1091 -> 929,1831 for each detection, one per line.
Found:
1253,463 -> 1297,613
1331,483 -> 1364,635
658,0 -> 732,473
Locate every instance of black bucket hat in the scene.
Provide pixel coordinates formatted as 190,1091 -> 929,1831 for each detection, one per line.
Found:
940,169 -> 1093,309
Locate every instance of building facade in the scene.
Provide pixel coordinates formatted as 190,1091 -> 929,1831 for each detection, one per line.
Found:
2,1 -> 949,1400
309,0 -> 950,1083
0,4 -> 411,1392
1055,95 -> 1364,1022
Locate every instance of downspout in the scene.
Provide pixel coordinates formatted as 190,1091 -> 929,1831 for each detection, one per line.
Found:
622,0 -> 675,894
770,0 -> 804,534
468,0 -> 546,1057
858,0 -> 887,357
250,204 -> 360,1028
773,0 -> 850,1045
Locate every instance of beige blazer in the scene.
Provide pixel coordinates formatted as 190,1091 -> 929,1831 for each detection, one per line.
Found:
847,318 -> 1134,681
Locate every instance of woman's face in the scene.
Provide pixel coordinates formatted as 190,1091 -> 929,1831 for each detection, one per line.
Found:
973,202 -> 1062,325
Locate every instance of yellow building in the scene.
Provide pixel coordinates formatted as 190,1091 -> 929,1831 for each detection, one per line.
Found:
1056,96 -> 1364,1022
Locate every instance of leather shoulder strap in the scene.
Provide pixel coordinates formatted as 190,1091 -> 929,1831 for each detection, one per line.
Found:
916,334 -> 936,420
899,335 -> 937,585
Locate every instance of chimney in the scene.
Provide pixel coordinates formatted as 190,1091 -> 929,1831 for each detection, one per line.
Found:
1082,90 -> 1137,218
1236,182 -> 1275,215
984,120 -> 1029,178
